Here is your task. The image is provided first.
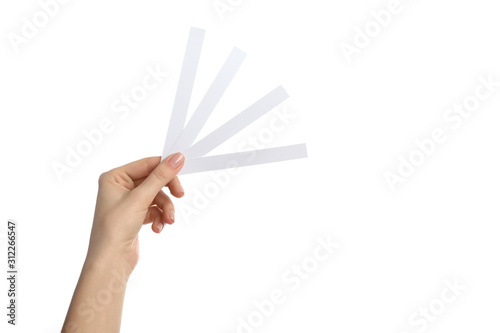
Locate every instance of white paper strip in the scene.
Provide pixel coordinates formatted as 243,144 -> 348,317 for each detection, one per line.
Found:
169,47 -> 246,154
179,143 -> 308,175
161,27 -> 205,161
182,86 -> 289,159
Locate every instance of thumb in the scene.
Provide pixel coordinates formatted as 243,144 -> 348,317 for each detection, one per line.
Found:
133,152 -> 185,205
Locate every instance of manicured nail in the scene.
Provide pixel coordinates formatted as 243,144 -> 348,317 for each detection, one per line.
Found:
168,153 -> 185,169
169,210 -> 175,223
157,223 -> 163,232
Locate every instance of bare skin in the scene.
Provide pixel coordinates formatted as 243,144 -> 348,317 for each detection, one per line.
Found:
62,153 -> 185,333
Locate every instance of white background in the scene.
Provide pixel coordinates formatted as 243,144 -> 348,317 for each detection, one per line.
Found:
1,0 -> 500,332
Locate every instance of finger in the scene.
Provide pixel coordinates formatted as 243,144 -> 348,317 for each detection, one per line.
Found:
133,176 -> 184,198
144,206 -> 165,233
154,191 -> 175,224
167,176 -> 184,198
115,157 -> 162,181
132,153 -> 185,206
133,177 -> 147,187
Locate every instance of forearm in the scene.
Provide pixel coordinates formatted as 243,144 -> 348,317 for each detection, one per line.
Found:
62,251 -> 133,333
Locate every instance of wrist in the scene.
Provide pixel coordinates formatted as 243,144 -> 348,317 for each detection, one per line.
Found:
84,246 -> 134,282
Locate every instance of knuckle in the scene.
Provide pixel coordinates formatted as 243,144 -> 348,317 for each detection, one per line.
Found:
98,170 -> 119,185
98,171 -> 111,185
152,165 -> 170,182
161,198 -> 173,210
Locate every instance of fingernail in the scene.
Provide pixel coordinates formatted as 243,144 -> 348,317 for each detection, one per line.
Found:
168,153 -> 185,169
169,210 -> 175,223
157,223 -> 163,232
179,183 -> 184,195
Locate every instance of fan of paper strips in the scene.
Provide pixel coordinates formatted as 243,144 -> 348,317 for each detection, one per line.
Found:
161,27 -> 308,175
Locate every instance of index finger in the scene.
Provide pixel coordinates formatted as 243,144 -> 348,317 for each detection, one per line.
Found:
115,156 -> 161,181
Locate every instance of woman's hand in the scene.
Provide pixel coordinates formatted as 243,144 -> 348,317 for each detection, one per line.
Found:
63,153 -> 185,333
87,153 -> 185,271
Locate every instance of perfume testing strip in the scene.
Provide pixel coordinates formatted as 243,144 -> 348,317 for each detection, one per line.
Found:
162,27 -> 205,160
178,144 -> 308,175
161,27 -> 308,174
169,47 -> 247,154
183,86 -> 289,159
